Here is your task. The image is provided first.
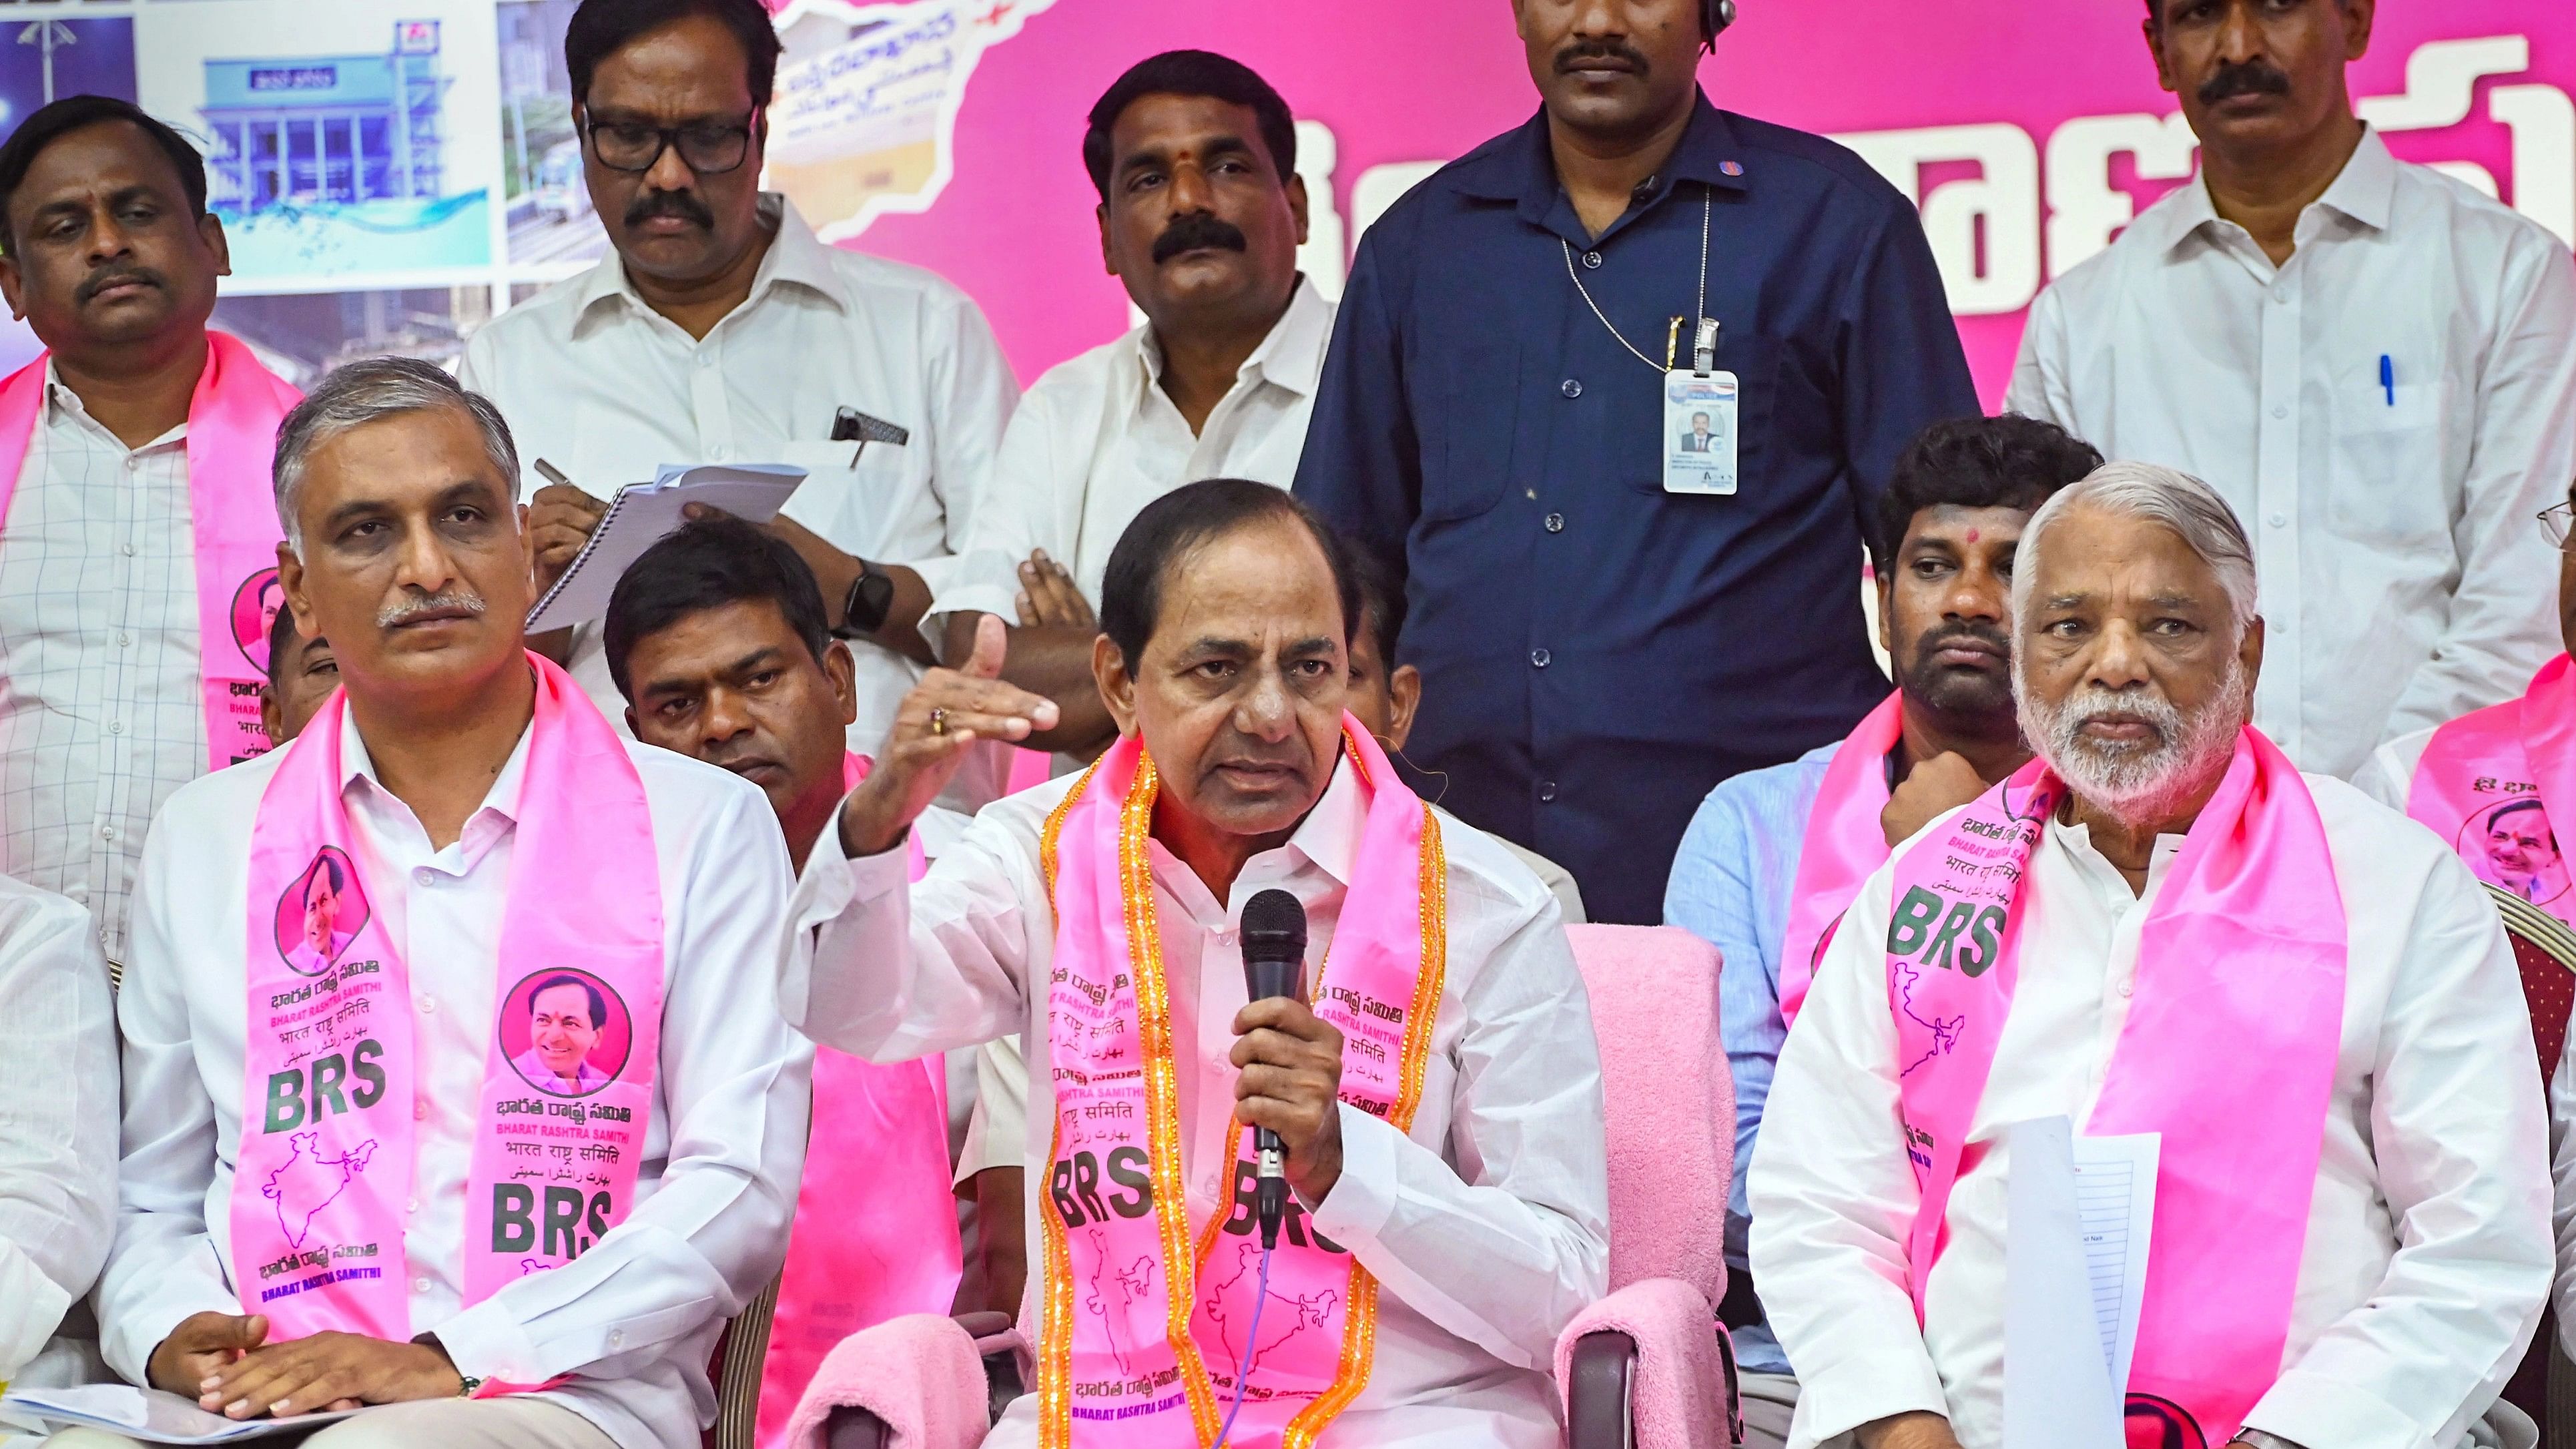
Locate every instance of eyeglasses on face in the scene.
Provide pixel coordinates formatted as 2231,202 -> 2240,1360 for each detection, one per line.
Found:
583,115 -> 756,176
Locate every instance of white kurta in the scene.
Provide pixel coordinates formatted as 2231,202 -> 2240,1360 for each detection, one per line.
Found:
1750,773 -> 2551,1449
929,278 -> 1334,625
100,710 -> 810,1449
781,759 -> 1610,1447
0,872 -> 114,1382
2008,129 -> 2576,778
458,194 -> 1019,800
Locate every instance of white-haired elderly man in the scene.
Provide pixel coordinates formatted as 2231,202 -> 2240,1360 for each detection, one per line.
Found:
77,358 -> 807,1449
1748,462 -> 2553,1449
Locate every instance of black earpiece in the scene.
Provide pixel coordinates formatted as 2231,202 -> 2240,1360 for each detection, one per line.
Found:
1703,0 -> 1737,49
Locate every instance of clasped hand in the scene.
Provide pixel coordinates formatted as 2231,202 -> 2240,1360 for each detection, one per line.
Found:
149,1311 -> 462,1419
1231,996 -> 1347,1207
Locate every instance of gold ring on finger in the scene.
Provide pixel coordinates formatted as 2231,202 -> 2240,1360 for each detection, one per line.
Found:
929,707 -> 949,736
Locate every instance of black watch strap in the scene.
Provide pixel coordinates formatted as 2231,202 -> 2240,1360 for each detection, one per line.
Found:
836,561 -> 896,639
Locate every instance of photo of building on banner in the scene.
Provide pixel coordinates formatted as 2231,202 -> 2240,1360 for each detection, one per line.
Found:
131,0 -> 505,289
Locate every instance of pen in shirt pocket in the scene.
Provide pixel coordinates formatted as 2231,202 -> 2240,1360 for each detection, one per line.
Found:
2379,354 -> 2394,407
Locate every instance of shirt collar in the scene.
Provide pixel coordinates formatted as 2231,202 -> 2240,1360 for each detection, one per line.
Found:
1281,745 -> 1366,888
1452,90 -> 1752,222
2045,805 -> 2185,901
574,192 -> 850,327
2150,125 -> 2396,256
41,358 -> 188,449
340,703 -> 537,846
1135,273 -> 1335,403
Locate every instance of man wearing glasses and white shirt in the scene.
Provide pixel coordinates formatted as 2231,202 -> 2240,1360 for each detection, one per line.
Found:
460,0 -> 1017,796
2009,0 -> 2576,780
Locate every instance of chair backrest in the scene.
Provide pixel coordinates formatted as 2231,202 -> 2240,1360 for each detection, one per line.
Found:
1562,924 -> 1733,1312
2488,885 -> 2576,1079
708,1272 -> 783,1449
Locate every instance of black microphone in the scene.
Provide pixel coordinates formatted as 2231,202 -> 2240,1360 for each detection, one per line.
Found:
1239,888 -> 1307,1250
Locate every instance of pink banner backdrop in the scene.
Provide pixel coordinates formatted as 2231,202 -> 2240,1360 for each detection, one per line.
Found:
771,0 -> 2576,408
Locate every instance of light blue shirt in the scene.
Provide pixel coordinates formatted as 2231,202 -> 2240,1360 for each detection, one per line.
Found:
1662,740 -> 1845,1375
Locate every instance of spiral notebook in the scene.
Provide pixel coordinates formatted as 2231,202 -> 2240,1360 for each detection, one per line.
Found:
525,462 -> 808,633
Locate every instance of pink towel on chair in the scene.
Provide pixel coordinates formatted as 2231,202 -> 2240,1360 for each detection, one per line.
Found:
1554,1278 -> 1732,1449
781,1314 -> 990,1449
1563,924 -> 1732,1310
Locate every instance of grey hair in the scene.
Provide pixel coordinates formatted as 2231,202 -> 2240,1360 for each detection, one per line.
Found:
272,356 -> 520,554
2009,461 -> 2258,636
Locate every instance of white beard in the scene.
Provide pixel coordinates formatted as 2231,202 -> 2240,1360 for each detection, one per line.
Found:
2017,661 -> 2250,828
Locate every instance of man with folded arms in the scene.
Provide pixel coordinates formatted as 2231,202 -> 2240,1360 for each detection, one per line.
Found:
787,478 -> 1608,1446
930,50 -> 1329,759
601,517 -> 964,1444
1664,414 -> 2098,1440
86,359 -> 806,1449
0,95 -> 304,970
1751,463 -> 2551,1449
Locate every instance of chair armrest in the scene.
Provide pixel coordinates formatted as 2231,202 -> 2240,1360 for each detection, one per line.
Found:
824,1404 -> 890,1449
1568,1329 -> 1639,1449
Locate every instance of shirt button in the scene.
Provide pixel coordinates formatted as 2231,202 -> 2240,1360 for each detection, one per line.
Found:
406,1197 -> 420,1214
119,543 -> 135,557
1544,512 -> 1564,533
106,719 -> 123,735
1560,378 -> 1582,399
2118,977 -> 2135,999
1530,648 -> 1551,668
2271,404 -> 2288,420
609,1330 -> 625,1348
413,868 -> 436,886
2268,511 -> 2287,528
417,996 -> 437,1014
2272,285 -> 2290,304
1581,250 -> 1603,270
1538,780 -> 1559,802
122,457 -> 138,473
414,1100 -> 428,1121
708,443 -> 731,461
415,1277 -> 432,1293
99,825 -> 115,840
115,631 -> 130,647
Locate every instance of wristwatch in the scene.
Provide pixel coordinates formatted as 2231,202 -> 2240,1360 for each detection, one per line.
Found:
835,559 -> 896,639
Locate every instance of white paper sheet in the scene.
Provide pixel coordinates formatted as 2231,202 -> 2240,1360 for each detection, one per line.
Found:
2073,1130 -> 2160,1394
0,1384 -> 368,1444
2003,1117 -> 2123,1449
525,462 -> 807,633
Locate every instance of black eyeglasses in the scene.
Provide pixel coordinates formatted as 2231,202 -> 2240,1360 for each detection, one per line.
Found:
583,115 -> 756,176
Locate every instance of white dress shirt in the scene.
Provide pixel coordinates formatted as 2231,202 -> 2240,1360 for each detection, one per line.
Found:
781,760 -> 1610,1448
0,873 -> 114,1382
458,195 -> 1019,794
0,372 -> 208,965
1749,774 -> 2551,1449
930,278 -> 1334,624
100,709 -> 810,1449
2008,129 -> 2576,778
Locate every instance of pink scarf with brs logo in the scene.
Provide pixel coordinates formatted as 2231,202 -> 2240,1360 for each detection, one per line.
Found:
1779,692 -> 1904,1026
2406,654 -> 2576,929
1887,728 -> 2343,1445
232,655 -> 662,1343
757,755 -> 962,1448
0,333 -> 300,768
1030,718 -> 1445,1449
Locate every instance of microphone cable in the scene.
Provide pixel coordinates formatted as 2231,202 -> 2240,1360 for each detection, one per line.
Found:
1211,1237 -> 1275,1449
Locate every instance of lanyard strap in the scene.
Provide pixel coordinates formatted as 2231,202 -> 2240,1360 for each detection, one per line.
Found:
1562,184 -> 1714,374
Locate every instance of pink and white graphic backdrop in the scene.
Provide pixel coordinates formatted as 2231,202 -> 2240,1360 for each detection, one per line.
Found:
771,0 -> 2576,408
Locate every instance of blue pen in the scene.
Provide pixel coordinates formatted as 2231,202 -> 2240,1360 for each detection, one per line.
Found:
2380,354 -> 2394,406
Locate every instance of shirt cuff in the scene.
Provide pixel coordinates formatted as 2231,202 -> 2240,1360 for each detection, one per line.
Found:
2242,1368 -> 2433,1449
1306,1103 -> 1403,1249
0,1244 -> 71,1380
930,581 -> 1018,624
98,1263 -> 240,1388
1777,1316 -> 1950,1449
426,1297 -> 544,1388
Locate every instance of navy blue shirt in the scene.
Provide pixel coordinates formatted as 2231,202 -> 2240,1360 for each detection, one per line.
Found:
1296,94 -> 1978,924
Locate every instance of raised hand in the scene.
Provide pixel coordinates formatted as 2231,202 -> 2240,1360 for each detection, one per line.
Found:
839,613 -> 1059,858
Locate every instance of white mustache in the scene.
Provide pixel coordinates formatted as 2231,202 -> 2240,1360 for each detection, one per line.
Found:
376,589 -> 487,629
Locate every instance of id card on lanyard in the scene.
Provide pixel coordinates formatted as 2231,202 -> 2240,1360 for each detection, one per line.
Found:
1664,316 -> 1737,496
1564,184 -> 1736,495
